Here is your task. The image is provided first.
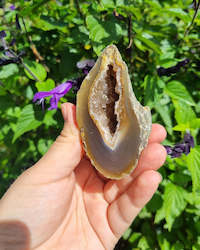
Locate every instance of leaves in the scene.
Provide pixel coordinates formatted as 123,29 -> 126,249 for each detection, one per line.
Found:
0,64 -> 19,79
154,103 -> 173,134
173,100 -> 196,125
165,81 -> 195,106
33,15 -> 68,31
1,0 -> 200,249
101,0 -> 115,9
23,59 -> 47,81
165,8 -> 190,23
12,104 -> 44,142
36,78 -> 55,92
163,183 -> 187,231
86,15 -> 109,42
86,15 -> 123,54
157,233 -> 171,250
143,75 -> 158,106
37,138 -> 53,155
186,147 -> 200,192
136,33 -> 161,54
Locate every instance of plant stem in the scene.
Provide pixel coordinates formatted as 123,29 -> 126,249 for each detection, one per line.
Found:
8,49 -> 39,81
21,61 -> 39,81
184,0 -> 200,37
127,14 -> 133,49
75,0 -> 83,19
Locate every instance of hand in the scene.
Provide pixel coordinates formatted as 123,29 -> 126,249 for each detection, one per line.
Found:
0,103 -> 166,250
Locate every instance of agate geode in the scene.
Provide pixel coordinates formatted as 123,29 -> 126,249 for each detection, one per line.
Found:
76,45 -> 151,179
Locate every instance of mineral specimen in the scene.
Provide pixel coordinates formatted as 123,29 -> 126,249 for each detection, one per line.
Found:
76,45 -> 151,179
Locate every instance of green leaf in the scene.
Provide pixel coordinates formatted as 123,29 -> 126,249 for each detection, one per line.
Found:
129,232 -> 142,244
165,81 -> 195,106
193,244 -> 200,250
116,0 -> 125,6
155,204 -> 165,224
190,118 -> 200,129
157,233 -> 171,250
33,15 -> 68,31
122,228 -> 132,240
136,34 -> 161,54
145,0 -> 161,8
43,109 -> 57,127
86,15 -> 109,42
171,242 -> 184,250
169,172 -> 191,187
186,147 -> 200,192
126,6 -> 142,20
12,104 -> 43,142
25,86 -> 34,100
36,78 -> 55,92
0,64 -> 19,79
146,193 -> 162,212
165,8 -> 190,23
37,138 -> 53,155
173,124 -> 189,132
23,59 -> 47,81
154,103 -> 173,134
134,38 -> 147,52
138,236 -> 151,249
0,85 -> 6,96
144,75 -> 157,106
173,100 -> 196,124
101,0 -> 115,8
163,183 -> 187,231
158,58 -> 177,68
86,15 -> 122,54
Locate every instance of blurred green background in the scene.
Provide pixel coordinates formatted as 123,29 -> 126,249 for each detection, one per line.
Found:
0,0 -> 200,249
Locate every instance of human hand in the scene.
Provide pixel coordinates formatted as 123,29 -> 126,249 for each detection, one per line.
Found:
0,103 -> 166,250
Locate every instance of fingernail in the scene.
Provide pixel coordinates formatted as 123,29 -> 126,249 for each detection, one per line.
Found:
62,103 -> 77,126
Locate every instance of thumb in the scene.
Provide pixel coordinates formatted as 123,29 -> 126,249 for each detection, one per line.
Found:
33,103 -> 83,180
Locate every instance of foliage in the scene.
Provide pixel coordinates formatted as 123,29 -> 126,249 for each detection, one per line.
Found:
0,0 -> 200,249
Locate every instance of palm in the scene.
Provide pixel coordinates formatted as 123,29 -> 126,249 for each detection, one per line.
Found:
38,132 -> 166,250
35,158 -> 118,250
35,149 -> 165,250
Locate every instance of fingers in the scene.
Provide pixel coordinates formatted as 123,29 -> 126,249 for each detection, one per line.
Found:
31,103 -> 83,182
131,142 -> 167,178
107,170 -> 162,238
104,125 -> 167,203
148,124 -> 167,144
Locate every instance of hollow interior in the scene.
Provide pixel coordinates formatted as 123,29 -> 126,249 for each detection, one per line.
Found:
105,64 -> 119,135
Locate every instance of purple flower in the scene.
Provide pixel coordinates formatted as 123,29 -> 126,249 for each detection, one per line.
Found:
15,14 -> 21,30
76,59 -> 95,69
157,59 -> 190,77
9,38 -> 16,46
183,131 -> 194,148
10,5 -> 16,11
0,31 -> 8,51
77,59 -> 95,75
33,81 -> 73,110
68,59 -> 95,94
164,132 -> 195,158
0,30 -> 6,39
164,146 -> 173,155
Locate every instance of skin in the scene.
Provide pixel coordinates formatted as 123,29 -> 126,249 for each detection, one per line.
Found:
0,103 -> 167,250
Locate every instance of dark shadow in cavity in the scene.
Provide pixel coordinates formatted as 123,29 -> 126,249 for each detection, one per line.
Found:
105,65 -> 119,135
